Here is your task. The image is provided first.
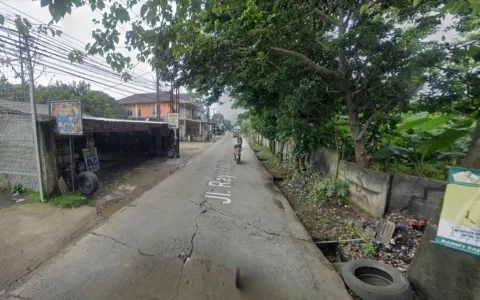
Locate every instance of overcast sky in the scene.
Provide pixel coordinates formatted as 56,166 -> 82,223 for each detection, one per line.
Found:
2,0 -> 457,123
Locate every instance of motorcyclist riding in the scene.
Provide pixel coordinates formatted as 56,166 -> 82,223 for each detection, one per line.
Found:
237,136 -> 243,148
233,144 -> 241,162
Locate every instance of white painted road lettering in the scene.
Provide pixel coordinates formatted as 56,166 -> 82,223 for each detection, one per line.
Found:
205,163 -> 236,204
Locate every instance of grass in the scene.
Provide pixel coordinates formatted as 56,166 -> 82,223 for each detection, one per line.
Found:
27,192 -> 87,208
248,139 -> 285,177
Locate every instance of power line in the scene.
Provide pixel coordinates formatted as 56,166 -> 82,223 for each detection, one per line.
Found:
0,36 -> 160,97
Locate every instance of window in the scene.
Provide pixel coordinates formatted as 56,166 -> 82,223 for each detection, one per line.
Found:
153,105 -> 159,116
138,109 -> 141,117
127,110 -> 132,116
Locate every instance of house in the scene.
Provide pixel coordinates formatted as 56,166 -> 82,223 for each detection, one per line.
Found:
117,92 -> 210,140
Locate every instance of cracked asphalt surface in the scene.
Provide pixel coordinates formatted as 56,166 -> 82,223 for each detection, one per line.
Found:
4,135 -> 351,300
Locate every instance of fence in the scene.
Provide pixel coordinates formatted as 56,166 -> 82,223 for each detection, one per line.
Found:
251,132 -> 445,219
0,29 -> 44,200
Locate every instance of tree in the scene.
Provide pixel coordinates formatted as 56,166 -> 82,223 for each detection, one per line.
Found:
236,112 -> 250,126
35,81 -> 127,119
223,119 -> 233,131
212,113 -> 225,126
411,0 -> 480,168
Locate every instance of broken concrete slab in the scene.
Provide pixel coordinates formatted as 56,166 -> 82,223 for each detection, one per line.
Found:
375,220 -> 396,246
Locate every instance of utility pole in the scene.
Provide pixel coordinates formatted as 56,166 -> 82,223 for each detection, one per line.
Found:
155,68 -> 161,120
18,33 -> 26,86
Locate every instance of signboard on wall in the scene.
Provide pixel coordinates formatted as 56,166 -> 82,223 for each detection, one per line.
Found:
82,147 -> 100,172
167,113 -> 179,129
435,167 -> 480,256
48,100 -> 83,135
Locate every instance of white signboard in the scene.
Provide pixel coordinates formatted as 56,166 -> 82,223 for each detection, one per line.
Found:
82,147 -> 100,172
167,113 -> 179,129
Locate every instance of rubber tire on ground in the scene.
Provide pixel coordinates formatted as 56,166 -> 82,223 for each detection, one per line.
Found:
341,259 -> 412,300
77,171 -> 100,197
76,160 -> 87,174
168,148 -> 176,158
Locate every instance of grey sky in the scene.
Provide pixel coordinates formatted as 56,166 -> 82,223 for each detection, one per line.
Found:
3,0 -> 458,123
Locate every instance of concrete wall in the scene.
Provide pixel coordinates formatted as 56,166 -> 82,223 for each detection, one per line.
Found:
408,219 -> 480,300
389,174 -> 446,220
337,160 -> 390,217
252,134 -> 445,219
0,113 -> 57,196
0,114 -> 38,190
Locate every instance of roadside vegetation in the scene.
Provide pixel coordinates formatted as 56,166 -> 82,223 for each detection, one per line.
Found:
0,183 -> 87,208
28,192 -> 87,208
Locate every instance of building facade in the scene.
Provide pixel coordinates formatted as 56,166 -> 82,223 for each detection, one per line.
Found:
118,92 -> 209,140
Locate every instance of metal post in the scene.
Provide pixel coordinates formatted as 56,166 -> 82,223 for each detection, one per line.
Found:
25,35 -> 44,201
69,137 -> 75,192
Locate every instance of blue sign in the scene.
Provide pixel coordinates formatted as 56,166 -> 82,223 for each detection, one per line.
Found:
48,100 -> 83,135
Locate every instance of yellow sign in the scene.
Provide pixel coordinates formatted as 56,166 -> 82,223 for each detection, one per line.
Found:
436,167 -> 480,256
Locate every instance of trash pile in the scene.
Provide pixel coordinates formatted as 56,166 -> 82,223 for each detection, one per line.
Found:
338,213 -> 426,273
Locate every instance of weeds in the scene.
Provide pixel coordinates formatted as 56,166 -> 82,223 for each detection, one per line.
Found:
27,192 -> 87,208
0,183 -> 28,195
361,242 -> 378,258
304,178 -> 349,205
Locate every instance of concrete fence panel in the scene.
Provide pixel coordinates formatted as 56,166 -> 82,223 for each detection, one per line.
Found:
337,161 -> 390,217
312,147 -> 340,178
389,174 -> 446,220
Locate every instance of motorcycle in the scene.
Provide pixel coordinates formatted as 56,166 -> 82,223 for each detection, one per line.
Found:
234,146 -> 241,164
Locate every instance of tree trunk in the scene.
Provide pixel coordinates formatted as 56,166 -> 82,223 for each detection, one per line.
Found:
461,116 -> 480,168
345,92 -> 371,168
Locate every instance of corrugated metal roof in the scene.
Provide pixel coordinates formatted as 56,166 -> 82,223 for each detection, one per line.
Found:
0,99 -> 168,125
83,116 -> 167,125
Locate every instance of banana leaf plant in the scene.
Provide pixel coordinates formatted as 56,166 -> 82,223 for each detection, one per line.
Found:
373,128 -> 471,176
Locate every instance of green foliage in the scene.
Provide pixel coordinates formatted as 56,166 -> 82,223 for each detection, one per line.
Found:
10,184 -> 26,195
361,242 -> 377,259
0,183 -> 27,195
304,178 -> 349,206
22,0 -> 480,171
212,113 -> 224,125
27,192 -> 87,208
373,111 -> 474,176
35,81 -> 127,119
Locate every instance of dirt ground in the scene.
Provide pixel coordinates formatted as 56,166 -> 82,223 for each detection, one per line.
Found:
0,141 -> 216,292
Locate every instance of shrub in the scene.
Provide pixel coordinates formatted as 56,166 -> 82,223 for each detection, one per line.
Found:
361,242 -> 377,258
304,178 -> 349,205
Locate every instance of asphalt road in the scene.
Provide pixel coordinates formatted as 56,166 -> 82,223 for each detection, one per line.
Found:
4,135 -> 351,300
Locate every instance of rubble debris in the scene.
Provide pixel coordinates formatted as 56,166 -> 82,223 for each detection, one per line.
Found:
375,220 -> 396,246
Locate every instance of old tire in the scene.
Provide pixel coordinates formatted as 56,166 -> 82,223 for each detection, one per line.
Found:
341,259 -> 412,300
77,171 -> 99,197
76,160 -> 87,174
167,148 -> 176,158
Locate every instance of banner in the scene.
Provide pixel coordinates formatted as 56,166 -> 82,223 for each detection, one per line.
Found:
167,113 -> 179,129
48,100 -> 83,135
82,147 -> 100,172
436,167 -> 480,256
